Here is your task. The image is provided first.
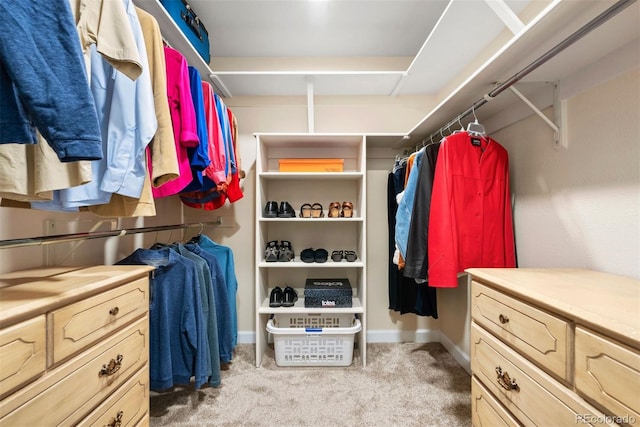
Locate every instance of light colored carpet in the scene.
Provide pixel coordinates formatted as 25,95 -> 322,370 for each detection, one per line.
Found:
150,342 -> 471,426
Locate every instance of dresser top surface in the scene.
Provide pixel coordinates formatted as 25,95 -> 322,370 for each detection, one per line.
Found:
0,265 -> 153,327
466,268 -> 640,347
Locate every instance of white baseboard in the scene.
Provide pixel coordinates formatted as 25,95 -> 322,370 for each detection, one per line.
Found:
365,328 -> 440,343
439,333 -> 471,375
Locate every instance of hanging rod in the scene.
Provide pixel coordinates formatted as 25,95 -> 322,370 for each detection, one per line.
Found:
416,0 -> 636,151
0,219 -> 223,250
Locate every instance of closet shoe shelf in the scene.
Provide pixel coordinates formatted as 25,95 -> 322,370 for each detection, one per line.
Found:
255,133 -> 367,368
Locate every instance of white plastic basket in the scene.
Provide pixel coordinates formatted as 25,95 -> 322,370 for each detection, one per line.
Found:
266,316 -> 362,367
274,312 -> 354,328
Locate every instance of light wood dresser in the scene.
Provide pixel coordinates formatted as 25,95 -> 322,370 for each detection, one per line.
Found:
467,268 -> 639,427
0,265 -> 153,426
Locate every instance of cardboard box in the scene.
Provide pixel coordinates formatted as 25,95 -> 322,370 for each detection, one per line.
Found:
304,278 -> 352,308
278,158 -> 344,172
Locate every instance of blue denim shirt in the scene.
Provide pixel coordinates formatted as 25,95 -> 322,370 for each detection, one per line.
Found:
395,148 -> 425,259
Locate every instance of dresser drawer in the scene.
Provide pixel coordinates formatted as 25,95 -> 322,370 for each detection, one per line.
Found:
471,281 -> 570,381
471,323 -> 615,426
50,277 -> 148,365
76,364 -> 149,427
0,315 -> 46,398
0,317 -> 148,426
575,326 -> 640,424
472,376 -> 521,427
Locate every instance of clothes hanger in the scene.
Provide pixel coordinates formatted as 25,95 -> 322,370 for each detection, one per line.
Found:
453,116 -> 465,133
466,106 -> 486,136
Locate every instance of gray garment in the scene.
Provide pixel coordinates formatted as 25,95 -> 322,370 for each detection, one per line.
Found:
403,142 -> 440,280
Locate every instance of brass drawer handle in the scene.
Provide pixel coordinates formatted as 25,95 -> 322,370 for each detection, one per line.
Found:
106,411 -> 123,427
499,314 -> 509,324
109,306 -> 120,316
496,366 -> 520,392
99,354 -> 123,377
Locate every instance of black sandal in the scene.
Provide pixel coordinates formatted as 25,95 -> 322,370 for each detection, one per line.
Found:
300,203 -> 312,218
344,250 -> 357,262
265,240 -> 279,262
331,250 -> 344,262
278,241 -> 294,262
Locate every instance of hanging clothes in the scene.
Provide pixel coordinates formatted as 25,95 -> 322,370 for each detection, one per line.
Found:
116,247 -> 209,390
427,131 -> 516,288
387,157 -> 438,318
192,234 -> 239,350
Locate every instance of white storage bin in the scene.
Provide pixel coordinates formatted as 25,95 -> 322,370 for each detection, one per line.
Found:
266,316 -> 362,367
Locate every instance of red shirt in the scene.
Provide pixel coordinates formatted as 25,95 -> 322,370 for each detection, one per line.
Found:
427,132 -> 516,287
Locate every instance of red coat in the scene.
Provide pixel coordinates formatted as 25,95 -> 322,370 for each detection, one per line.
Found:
427,132 -> 516,287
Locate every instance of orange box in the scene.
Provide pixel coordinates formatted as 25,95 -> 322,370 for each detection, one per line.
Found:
278,158 -> 344,172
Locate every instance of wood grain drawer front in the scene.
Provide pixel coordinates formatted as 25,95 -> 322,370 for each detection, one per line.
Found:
50,277 -> 148,365
472,376 -> 522,427
575,327 -> 640,423
471,281 -> 570,381
471,323 -> 615,427
0,317 -> 148,426
76,365 -> 149,427
0,316 -> 46,398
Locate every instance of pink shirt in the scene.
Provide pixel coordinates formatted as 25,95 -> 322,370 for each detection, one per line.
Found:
152,47 -> 199,198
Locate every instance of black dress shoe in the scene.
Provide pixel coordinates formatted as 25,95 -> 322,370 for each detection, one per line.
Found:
263,201 -> 278,218
278,201 -> 296,217
282,286 -> 298,307
269,286 -> 283,307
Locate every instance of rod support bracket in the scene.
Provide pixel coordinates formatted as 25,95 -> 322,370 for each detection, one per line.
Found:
509,83 -> 565,150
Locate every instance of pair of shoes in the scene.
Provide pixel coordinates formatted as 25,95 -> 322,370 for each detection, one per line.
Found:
269,286 -> 298,307
265,240 -> 294,262
328,201 -> 354,218
331,250 -> 358,262
263,201 -> 296,218
300,248 -> 329,263
299,203 -> 324,218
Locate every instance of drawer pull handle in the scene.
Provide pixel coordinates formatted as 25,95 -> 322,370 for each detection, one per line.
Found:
499,314 -> 509,324
106,411 -> 123,427
99,354 -> 123,377
495,366 -> 520,392
109,306 -> 120,316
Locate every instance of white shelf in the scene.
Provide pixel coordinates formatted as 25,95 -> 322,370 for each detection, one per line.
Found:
258,297 -> 364,315
258,260 -> 364,268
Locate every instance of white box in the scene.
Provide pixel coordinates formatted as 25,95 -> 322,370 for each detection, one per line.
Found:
266,316 -> 362,367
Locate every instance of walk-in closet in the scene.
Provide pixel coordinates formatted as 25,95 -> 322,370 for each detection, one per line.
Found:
1,0 -> 638,425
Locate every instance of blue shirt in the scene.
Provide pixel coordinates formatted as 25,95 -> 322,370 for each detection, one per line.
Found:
395,148 -> 424,259
116,247 -> 209,390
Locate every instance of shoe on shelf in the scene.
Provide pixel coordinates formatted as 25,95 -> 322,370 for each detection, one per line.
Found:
278,201 -> 296,218
341,201 -> 353,218
300,203 -> 312,218
314,248 -> 328,263
331,250 -> 344,262
269,286 -> 283,307
328,201 -> 341,218
282,286 -> 298,307
263,201 -> 278,218
311,203 -> 324,218
265,240 -> 279,262
278,240 -> 294,262
344,250 -> 357,262
300,248 -> 316,263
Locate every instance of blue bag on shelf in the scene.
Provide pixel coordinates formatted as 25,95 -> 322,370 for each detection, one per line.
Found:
160,0 -> 211,63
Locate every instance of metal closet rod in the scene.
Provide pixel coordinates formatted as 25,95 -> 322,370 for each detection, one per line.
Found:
417,0 -> 636,150
0,219 -> 222,250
